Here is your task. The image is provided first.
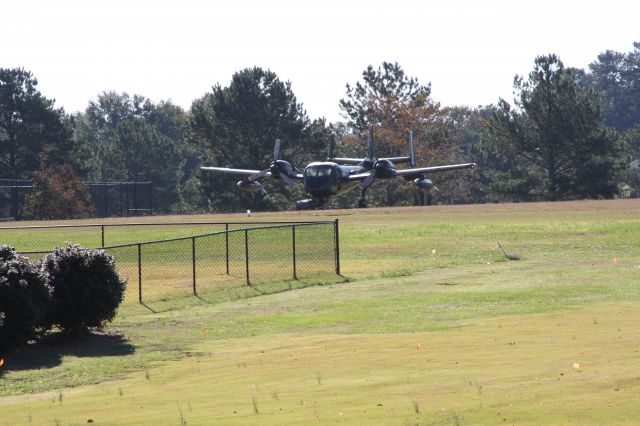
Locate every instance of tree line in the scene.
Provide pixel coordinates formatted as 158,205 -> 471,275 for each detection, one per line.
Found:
1,42 -> 639,218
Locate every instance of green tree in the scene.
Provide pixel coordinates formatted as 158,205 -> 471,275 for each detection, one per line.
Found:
339,61 -> 433,132
75,92 -> 190,213
339,61 -> 461,206
486,55 -> 627,201
0,68 -> 73,217
587,42 -> 640,132
190,67 -> 328,211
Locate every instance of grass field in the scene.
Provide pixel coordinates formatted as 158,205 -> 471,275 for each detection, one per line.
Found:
1,199 -> 639,424
1,221 -> 339,303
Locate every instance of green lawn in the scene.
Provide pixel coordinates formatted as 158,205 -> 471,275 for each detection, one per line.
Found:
1,200 -> 639,424
1,221 -> 338,304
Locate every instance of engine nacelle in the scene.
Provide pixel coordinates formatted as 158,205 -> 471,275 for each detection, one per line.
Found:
413,177 -> 434,191
270,160 -> 298,180
237,179 -> 264,193
374,159 -> 395,178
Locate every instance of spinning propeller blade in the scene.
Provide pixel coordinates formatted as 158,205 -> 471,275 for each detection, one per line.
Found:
249,169 -> 269,180
274,139 -> 281,161
360,172 -> 375,190
367,126 -> 375,160
249,139 -> 282,180
408,131 -> 416,168
280,172 -> 294,187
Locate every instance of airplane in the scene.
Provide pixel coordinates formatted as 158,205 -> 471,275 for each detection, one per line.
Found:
201,128 -> 476,209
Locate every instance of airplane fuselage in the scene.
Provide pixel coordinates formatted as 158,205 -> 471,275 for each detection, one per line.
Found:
303,161 -> 370,202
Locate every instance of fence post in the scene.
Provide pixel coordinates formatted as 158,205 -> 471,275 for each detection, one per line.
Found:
245,229 -> 250,285
225,223 -> 230,275
148,184 -> 153,216
137,243 -> 142,304
292,225 -> 297,280
103,183 -> 108,217
133,183 -> 138,216
334,219 -> 340,275
101,225 -> 105,248
125,183 -> 129,216
192,237 -> 197,296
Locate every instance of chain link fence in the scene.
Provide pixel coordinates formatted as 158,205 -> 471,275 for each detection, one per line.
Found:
3,221 -> 340,304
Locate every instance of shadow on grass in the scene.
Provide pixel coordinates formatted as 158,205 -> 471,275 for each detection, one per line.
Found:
140,302 -> 158,313
0,332 -> 135,377
137,275 -> 348,312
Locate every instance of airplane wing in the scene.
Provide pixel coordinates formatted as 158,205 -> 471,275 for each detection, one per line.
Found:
201,166 -> 266,177
201,166 -> 304,181
346,162 -> 476,182
346,172 -> 374,181
380,156 -> 411,163
392,162 -> 476,177
327,157 -> 365,165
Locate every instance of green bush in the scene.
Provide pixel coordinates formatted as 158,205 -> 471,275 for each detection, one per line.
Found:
43,244 -> 126,334
0,246 -> 51,351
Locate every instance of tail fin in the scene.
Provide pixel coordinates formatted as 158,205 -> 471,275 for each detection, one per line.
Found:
329,134 -> 336,159
408,131 -> 416,167
367,126 -> 376,160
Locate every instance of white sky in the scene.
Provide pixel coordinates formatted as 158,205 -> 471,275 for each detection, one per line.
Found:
2,0 -> 639,122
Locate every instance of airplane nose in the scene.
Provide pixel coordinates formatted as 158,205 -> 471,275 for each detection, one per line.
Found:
304,176 -> 333,193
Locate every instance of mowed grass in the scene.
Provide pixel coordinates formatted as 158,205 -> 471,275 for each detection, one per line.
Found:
2,222 -> 338,304
1,200 -> 640,424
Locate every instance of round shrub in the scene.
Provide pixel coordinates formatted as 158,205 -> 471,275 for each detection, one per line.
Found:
0,246 -> 51,351
42,244 -> 126,333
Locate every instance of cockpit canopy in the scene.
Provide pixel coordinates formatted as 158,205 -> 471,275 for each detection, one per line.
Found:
303,162 -> 340,193
304,162 -> 337,178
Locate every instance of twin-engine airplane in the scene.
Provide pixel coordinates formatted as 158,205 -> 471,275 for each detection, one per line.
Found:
201,128 -> 476,209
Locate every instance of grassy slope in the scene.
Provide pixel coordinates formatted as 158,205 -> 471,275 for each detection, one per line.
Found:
1,200 -> 640,424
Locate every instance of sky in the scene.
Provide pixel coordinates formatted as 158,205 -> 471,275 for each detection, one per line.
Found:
2,0 -> 639,123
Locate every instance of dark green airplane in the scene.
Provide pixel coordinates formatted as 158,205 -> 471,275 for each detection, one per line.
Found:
201,128 -> 475,209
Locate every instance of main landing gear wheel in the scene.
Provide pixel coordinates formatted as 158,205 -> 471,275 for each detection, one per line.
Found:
358,190 -> 367,208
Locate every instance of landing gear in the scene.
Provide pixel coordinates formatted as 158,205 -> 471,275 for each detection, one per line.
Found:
295,199 -> 316,210
358,189 -> 367,208
295,198 -> 326,210
416,190 -> 432,206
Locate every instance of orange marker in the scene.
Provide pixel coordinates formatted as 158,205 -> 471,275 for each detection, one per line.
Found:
0,358 -> 5,367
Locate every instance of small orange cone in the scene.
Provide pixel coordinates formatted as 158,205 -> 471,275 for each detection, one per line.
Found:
0,358 -> 5,367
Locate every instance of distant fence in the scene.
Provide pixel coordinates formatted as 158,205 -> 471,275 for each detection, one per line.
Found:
0,179 -> 152,219
2,221 -> 340,304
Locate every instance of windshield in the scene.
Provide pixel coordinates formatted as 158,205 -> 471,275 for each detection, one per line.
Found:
305,165 -> 334,178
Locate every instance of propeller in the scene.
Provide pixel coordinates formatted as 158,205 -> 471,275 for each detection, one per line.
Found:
278,168 -> 294,186
249,139 -> 295,187
359,172 -> 376,191
359,127 -> 378,190
360,128 -> 410,191
409,130 -> 416,168
273,138 -> 281,161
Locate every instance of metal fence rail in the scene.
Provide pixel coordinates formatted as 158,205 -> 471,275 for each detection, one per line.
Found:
4,221 -> 340,304
0,221 -> 336,251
